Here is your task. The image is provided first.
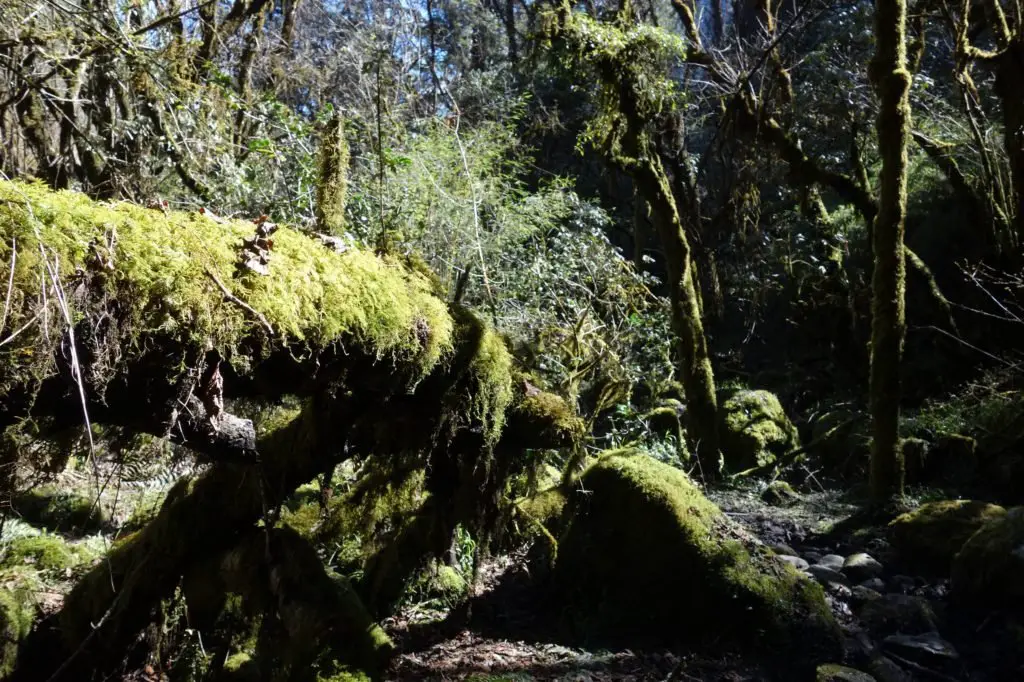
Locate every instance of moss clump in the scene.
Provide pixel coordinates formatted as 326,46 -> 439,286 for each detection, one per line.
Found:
553,451 -> 839,669
280,502 -> 325,540
0,178 -> 454,393
12,485 -> 109,534
718,390 -> 800,471
220,652 -> 260,681
408,563 -> 469,609
951,506 -> 1024,608
889,500 -> 1006,576
1,534 -> 82,574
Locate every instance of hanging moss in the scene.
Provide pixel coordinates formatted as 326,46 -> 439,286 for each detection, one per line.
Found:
315,114 -> 350,235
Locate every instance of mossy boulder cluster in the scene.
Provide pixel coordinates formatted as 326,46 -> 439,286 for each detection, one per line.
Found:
12,486 -> 110,534
551,451 -> 840,668
889,500 -> 1007,575
718,389 -> 800,471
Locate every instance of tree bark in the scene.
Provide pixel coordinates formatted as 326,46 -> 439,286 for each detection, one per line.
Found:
868,0 -> 911,502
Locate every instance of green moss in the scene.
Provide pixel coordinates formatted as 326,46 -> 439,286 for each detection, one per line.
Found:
12,485 -> 109,534
761,480 -> 800,507
816,664 -> 876,681
410,563 -> 469,609
0,179 -> 454,391
121,489 -> 168,534
220,652 -> 260,681
280,502 -> 324,540
468,325 -> 515,446
951,506 -> 1024,608
2,533 -> 84,574
554,451 -> 839,668
0,580 -> 35,678
889,500 -> 1006,575
718,390 -> 800,471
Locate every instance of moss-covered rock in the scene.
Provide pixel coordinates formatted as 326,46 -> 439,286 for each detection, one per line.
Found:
889,500 -> 1006,576
718,390 -> 800,471
553,451 -> 840,669
951,506 -> 1024,608
12,485 -> 110,534
816,664 -> 876,681
1,534 -> 80,574
761,480 -> 800,507
408,563 -> 469,609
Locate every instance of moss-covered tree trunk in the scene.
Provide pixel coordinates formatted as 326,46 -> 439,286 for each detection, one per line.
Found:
632,158 -> 721,475
868,0 -> 911,502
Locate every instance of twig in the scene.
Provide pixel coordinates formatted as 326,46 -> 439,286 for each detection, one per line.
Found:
204,269 -> 276,338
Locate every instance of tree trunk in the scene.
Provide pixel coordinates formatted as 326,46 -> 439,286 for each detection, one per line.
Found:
633,158 -> 721,475
868,0 -> 911,502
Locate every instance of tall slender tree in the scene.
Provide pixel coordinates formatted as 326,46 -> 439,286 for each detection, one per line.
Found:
868,0 -> 912,501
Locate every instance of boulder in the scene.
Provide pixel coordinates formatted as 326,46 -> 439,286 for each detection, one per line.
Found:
857,594 -> 938,636
951,506 -> 1024,608
553,451 -> 840,669
889,500 -> 1006,576
12,486 -> 111,534
842,553 -> 884,583
718,390 -> 800,470
807,564 -> 848,587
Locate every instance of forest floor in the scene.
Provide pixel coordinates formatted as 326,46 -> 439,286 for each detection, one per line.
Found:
384,485 -> 1020,682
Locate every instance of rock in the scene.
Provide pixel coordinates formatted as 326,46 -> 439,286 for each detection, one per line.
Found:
842,553 -> 884,582
857,593 -> 937,636
951,505 -> 1024,608
770,543 -> 798,556
808,565 -> 849,586
779,555 -> 810,571
816,663 -> 877,681
717,389 -> 800,470
804,550 -> 824,563
827,583 -> 852,600
869,655 -> 911,682
553,450 -> 840,669
860,578 -> 886,592
889,500 -> 1006,576
0,569 -> 37,678
882,633 -> 958,665
887,575 -> 916,594
11,486 -> 111,534
849,585 -> 883,608
819,554 -> 846,570
762,480 -> 800,506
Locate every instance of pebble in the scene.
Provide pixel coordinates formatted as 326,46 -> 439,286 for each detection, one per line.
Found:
808,564 -> 849,586
843,552 -> 884,582
779,555 -> 810,571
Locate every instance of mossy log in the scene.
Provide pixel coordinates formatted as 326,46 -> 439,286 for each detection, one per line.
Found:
1,181 -> 579,679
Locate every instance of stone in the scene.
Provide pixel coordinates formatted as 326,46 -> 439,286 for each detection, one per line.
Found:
808,565 -> 849,587
827,583 -> 852,600
762,480 -> 800,506
951,506 -> 1024,609
869,655 -> 911,682
849,585 -> 883,608
779,555 -> 810,572
816,664 -> 877,682
887,575 -> 916,594
819,554 -> 846,570
804,550 -> 824,563
860,578 -> 886,592
770,543 -> 798,556
882,633 -> 958,665
552,450 -> 841,668
889,500 -> 1006,576
842,553 -> 884,582
718,389 -> 800,470
857,594 -> 937,636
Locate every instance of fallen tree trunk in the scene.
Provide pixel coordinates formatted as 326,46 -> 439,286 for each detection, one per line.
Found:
0,180 -> 580,679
